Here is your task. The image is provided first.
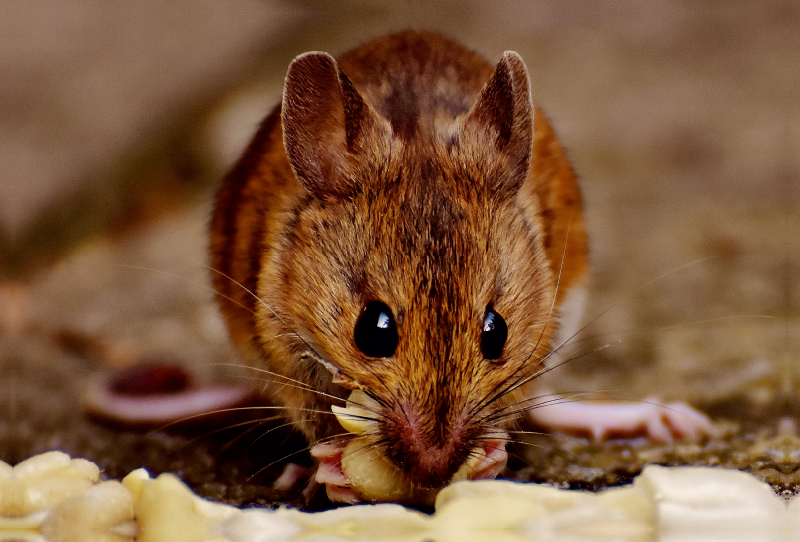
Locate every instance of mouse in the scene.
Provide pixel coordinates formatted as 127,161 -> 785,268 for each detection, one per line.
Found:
209,31 -> 713,504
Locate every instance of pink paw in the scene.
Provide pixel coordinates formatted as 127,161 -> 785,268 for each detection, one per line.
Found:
273,462 -> 315,492
309,440 -> 361,504
452,436 -> 509,481
527,397 -> 715,443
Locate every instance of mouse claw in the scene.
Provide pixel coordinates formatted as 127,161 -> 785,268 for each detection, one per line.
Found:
645,398 -> 718,442
310,440 -> 362,504
527,397 -> 716,443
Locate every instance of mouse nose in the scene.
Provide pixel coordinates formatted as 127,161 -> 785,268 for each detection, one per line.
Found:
399,439 -> 467,489
409,446 -> 463,488
386,404 -> 472,489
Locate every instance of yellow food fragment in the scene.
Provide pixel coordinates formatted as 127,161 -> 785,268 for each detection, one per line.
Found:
341,438 -> 437,506
331,390 -> 378,436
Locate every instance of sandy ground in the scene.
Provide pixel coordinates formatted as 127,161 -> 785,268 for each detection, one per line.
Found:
1,0 -> 798,508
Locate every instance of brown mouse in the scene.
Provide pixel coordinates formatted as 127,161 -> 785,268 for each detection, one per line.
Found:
210,31 -> 711,504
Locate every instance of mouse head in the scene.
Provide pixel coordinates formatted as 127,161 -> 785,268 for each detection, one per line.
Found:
268,50 -> 557,488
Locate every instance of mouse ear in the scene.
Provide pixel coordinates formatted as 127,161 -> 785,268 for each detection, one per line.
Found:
460,51 -> 533,197
281,52 -> 390,200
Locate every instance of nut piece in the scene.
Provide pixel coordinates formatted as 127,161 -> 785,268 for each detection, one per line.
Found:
333,390 -> 437,504
331,390 -> 376,436
341,438 -> 436,505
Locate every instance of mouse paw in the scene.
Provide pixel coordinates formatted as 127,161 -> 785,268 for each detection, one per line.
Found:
452,436 -> 509,481
273,462 -> 315,492
527,397 -> 716,443
309,440 -> 362,504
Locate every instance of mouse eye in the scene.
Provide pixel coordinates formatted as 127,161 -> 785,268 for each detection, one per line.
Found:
481,307 -> 508,360
354,301 -> 399,358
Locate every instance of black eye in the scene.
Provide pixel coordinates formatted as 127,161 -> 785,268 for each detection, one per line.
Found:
481,307 -> 507,360
354,301 -> 399,358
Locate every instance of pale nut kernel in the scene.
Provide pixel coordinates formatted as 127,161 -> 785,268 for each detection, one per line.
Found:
341,438 -> 437,506
331,390 -> 379,436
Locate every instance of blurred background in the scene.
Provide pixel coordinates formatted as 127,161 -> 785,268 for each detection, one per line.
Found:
1,0 -> 798,506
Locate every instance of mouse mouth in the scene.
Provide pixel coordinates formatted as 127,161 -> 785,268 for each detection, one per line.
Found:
329,392 -> 509,503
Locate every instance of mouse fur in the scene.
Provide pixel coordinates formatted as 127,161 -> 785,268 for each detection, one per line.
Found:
210,30 -> 587,490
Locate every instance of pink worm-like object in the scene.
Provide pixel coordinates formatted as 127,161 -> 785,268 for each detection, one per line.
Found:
83,362 -> 253,428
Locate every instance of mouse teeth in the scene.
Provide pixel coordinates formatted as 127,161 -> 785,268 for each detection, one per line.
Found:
331,390 -> 379,436
330,392 -> 508,504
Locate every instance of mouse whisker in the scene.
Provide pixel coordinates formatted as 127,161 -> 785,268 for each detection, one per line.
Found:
243,429 -> 356,485
485,390 -> 578,420
207,265 -> 334,365
338,435 -> 390,464
527,255 -> 718,371
468,436 -> 538,461
522,339 -> 618,384
482,336 -> 619,417
480,254 -> 722,428
180,414 -> 288,449
501,339 -> 614,398
506,212 -> 577,377
308,431 -> 363,448
481,392 -> 598,426
505,311 -> 776,406
462,336 -> 545,424
217,417 -> 311,458
467,332 -> 597,426
462,353 -> 546,427
113,263 -> 260,318
505,429 -> 550,436
147,404 -> 294,435
210,362 -> 350,404
242,418 -> 317,457
475,392 -> 568,426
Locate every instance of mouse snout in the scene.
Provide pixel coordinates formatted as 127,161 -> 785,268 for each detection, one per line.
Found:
384,402 -> 481,489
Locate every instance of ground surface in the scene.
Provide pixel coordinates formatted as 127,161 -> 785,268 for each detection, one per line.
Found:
1,0 -> 798,509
